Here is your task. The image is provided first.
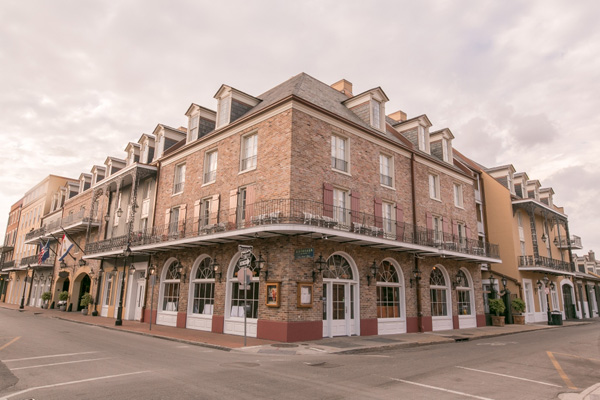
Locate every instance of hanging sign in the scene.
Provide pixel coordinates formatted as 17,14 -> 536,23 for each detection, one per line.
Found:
295,248 -> 314,259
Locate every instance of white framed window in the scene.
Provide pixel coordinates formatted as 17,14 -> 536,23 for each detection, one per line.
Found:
240,134 -> 257,172
429,174 -> 440,200
173,163 -> 186,194
217,96 -> 230,128
382,201 -> 394,234
551,286 -> 560,311
331,135 -> 348,172
203,150 -> 218,184
376,260 -> 403,319
442,138 -> 450,162
227,253 -> 260,319
188,113 -> 199,142
191,257 -> 215,315
430,267 -> 448,317
418,126 -> 427,151
333,188 -> 349,224
433,215 -> 443,243
169,207 -> 180,235
456,269 -> 474,316
200,197 -> 212,227
161,261 -> 181,312
454,183 -> 463,208
520,241 -> 526,256
457,222 -> 466,247
371,100 -> 381,130
379,154 -> 393,187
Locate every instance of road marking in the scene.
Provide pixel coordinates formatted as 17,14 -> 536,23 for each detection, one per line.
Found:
547,351 -> 577,390
476,342 -> 517,346
0,370 -> 151,400
456,366 -> 561,387
388,377 -> 495,400
2,351 -> 99,362
308,347 -> 327,353
363,355 -> 390,358
0,337 -> 21,352
550,352 -> 600,363
10,357 -> 112,371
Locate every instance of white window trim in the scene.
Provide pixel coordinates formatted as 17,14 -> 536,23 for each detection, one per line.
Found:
217,96 -> 231,129
382,201 -> 395,234
173,163 -> 186,195
379,154 -> 394,189
454,183 -> 464,208
331,134 -> 351,175
188,112 -> 200,142
239,133 -> 258,173
429,174 -> 441,201
370,99 -> 382,130
203,149 -> 218,185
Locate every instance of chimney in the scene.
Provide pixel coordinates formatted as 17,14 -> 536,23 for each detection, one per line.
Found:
388,110 -> 407,122
331,79 -> 353,97
589,250 -> 595,262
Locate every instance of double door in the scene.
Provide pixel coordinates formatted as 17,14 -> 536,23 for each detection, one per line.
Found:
322,281 -> 357,337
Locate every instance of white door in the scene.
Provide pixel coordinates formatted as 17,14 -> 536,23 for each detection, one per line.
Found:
134,280 -> 145,321
323,282 -> 356,337
523,280 -> 535,323
101,275 -> 112,317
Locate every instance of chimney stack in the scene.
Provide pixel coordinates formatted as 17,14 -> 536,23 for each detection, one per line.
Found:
331,79 -> 353,97
589,250 -> 595,262
388,110 -> 407,122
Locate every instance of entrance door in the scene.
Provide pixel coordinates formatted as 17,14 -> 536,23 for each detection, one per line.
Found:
134,280 -> 145,321
523,280 -> 535,323
323,282 -> 356,337
562,285 -> 576,319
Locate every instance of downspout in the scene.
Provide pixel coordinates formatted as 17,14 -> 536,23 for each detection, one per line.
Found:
411,152 -> 423,332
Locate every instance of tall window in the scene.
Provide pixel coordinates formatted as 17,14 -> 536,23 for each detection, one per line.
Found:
331,135 -> 348,172
453,183 -> 463,208
456,269 -> 473,315
162,262 -> 181,312
169,207 -> 179,235
173,163 -> 186,194
323,254 -> 353,279
217,97 -> 230,128
333,188 -> 348,224
433,215 -> 443,243
229,254 -> 259,318
200,197 -> 212,227
188,113 -> 199,142
442,138 -> 450,162
376,261 -> 402,319
241,134 -> 257,171
371,100 -> 381,130
191,257 -> 215,315
429,174 -> 440,200
382,202 -> 394,234
204,150 -> 218,184
418,126 -> 427,151
113,192 -> 122,227
430,267 -> 448,317
457,222 -> 466,247
380,154 -> 393,187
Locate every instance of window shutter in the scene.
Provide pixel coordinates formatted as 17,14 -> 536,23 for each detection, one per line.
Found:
395,204 -> 404,241
164,209 -> 171,230
229,189 -> 238,225
374,197 -> 383,229
245,186 -> 255,225
193,200 -> 201,221
465,225 -> 472,240
179,204 -> 187,233
350,190 -> 360,224
323,183 -> 334,218
211,194 -> 220,224
425,212 -> 432,230
452,220 -> 459,236
443,217 -> 451,235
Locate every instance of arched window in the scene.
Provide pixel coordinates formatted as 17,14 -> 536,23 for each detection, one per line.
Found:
162,261 -> 181,312
456,269 -> 472,315
228,254 -> 259,319
376,260 -> 402,319
430,266 -> 448,316
191,257 -> 214,315
323,255 -> 353,279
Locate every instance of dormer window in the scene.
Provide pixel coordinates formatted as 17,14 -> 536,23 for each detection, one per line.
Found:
442,139 -> 450,162
418,126 -> 427,152
217,97 -> 230,128
371,100 -> 381,130
188,113 -> 200,142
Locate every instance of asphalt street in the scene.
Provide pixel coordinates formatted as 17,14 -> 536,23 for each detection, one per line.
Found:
1,308 -> 598,399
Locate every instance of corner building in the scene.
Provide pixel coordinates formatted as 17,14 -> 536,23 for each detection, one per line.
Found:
86,73 -> 501,341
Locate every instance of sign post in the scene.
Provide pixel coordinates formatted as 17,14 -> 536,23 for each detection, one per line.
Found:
238,245 -> 253,346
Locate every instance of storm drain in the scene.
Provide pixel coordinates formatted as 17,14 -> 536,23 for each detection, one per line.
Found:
450,336 -> 470,342
271,343 -> 299,348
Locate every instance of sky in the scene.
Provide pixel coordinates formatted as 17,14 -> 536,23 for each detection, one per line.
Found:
1,1 -> 599,257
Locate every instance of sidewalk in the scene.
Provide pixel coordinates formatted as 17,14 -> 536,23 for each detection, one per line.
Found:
1,303 -> 593,356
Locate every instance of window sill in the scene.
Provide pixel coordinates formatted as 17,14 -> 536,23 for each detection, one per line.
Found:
201,181 -> 216,188
171,191 -> 183,198
430,197 -> 442,203
332,167 -> 352,177
380,184 -> 395,191
455,205 -> 464,210
238,167 -> 257,176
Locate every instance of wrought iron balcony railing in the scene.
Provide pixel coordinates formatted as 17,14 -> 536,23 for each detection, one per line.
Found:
20,254 -> 56,267
25,226 -> 46,241
518,255 -> 572,273
1,259 -> 15,269
85,198 -> 501,260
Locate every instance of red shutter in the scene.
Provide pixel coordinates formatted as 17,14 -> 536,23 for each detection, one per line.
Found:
426,211 -> 433,243
164,209 -> 171,230
228,189 -> 238,225
350,190 -> 360,224
452,219 -> 459,236
374,197 -> 382,229
395,204 -> 404,241
323,183 -> 334,218
211,194 -> 220,224
465,225 -> 472,240
245,186 -> 255,225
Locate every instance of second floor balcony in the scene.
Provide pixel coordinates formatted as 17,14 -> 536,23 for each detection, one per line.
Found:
84,198 -> 501,263
24,209 -> 100,245
19,254 -> 56,268
555,235 -> 583,250
518,255 -> 573,274
1,259 -> 15,270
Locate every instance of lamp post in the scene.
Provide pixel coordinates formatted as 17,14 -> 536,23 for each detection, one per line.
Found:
148,264 -> 156,331
543,275 -> 552,324
19,265 -> 31,309
115,245 -> 132,326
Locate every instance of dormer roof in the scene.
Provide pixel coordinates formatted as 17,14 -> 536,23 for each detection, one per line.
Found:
342,86 -> 390,107
124,142 -> 141,152
185,103 -> 217,117
430,128 -> 455,140
137,133 -> 155,145
213,84 -> 261,104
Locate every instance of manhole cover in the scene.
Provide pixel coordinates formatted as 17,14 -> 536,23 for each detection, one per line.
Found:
271,343 -> 299,348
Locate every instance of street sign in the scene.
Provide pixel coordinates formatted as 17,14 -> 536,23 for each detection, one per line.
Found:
545,288 -> 550,295
237,267 -> 252,286
295,248 -> 314,259
239,258 -> 250,267
239,245 -> 253,256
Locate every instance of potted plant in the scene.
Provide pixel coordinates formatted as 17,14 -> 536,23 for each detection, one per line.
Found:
489,298 -> 506,326
41,291 -> 52,309
58,291 -> 69,311
512,298 -> 526,325
80,293 -> 93,315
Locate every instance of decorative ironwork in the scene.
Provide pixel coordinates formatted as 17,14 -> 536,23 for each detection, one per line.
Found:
456,270 -> 469,288
377,260 -> 398,283
195,258 -> 214,280
323,254 -> 353,280
430,267 -> 446,286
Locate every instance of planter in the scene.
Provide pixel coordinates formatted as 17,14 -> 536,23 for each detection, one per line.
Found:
513,315 -> 525,325
81,308 -> 88,316
491,315 -> 505,327
59,305 -> 66,312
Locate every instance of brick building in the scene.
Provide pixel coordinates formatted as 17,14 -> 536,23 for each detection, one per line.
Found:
82,73 -> 501,341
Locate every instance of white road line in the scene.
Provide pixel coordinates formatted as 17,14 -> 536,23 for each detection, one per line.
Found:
10,357 -> 112,371
2,351 -> 99,362
388,378 -> 495,400
0,370 -> 151,400
456,366 -> 562,387
308,347 -> 327,353
363,355 -> 390,358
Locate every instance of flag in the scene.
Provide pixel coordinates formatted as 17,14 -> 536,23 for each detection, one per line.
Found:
59,235 -> 74,261
37,240 -> 50,264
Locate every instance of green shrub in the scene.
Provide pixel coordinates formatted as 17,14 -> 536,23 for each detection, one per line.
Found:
489,298 -> 506,316
512,298 -> 526,314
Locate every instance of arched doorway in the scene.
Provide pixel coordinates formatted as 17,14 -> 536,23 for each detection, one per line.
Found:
224,252 -> 260,337
561,282 -> 576,320
456,268 -> 476,328
376,258 -> 406,335
187,255 -> 215,331
322,252 -> 359,338
77,275 -> 91,311
430,265 -> 452,331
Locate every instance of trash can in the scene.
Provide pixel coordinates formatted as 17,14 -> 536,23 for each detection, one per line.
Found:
550,312 -> 563,326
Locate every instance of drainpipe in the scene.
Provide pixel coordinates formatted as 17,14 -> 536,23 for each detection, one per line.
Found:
410,152 -> 423,332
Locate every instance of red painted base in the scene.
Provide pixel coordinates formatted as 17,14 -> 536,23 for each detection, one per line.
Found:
360,318 -> 378,336
453,315 -> 459,329
476,314 -> 486,327
257,320 -> 322,342
176,312 -> 187,328
421,316 -> 433,332
212,315 -> 224,333
406,316 -> 419,333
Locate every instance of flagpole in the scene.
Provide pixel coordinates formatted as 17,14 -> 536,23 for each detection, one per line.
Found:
60,228 -> 86,255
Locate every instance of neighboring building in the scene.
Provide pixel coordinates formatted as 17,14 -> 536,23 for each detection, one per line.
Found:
573,250 -> 600,318
0,199 -> 23,302
83,73 -> 501,342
